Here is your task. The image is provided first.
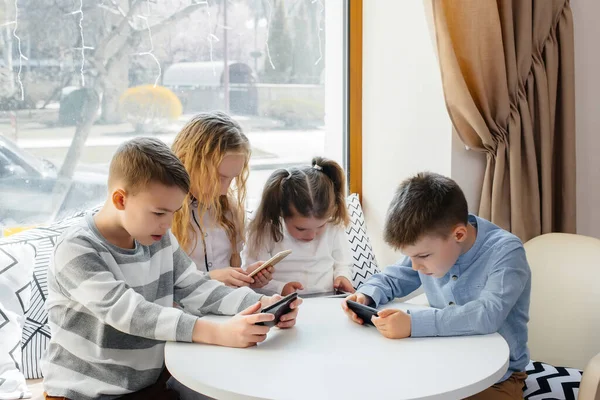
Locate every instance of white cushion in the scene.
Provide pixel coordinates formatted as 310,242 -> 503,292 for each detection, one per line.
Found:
0,242 -> 35,399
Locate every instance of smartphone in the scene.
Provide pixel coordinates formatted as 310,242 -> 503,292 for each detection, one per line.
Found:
248,249 -> 292,278
301,289 -> 351,299
346,300 -> 379,326
256,292 -> 298,327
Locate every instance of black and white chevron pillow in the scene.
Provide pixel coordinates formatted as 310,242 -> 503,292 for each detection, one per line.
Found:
523,360 -> 582,400
1,207 -> 93,379
345,194 -> 379,288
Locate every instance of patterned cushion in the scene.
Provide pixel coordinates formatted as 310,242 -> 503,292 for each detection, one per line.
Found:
524,360 -> 583,400
0,242 -> 35,399
1,207 -> 93,379
345,194 -> 379,288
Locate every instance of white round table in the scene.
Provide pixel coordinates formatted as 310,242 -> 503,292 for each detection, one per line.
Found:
165,297 -> 509,400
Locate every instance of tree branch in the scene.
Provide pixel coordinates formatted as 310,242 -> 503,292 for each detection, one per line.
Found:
98,0 -> 128,20
93,1 -> 141,60
146,2 -> 206,37
104,2 -> 206,70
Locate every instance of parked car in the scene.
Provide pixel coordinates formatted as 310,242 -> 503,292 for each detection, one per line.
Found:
0,135 -> 107,229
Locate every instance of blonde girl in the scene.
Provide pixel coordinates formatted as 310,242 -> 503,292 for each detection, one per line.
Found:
171,111 -> 271,288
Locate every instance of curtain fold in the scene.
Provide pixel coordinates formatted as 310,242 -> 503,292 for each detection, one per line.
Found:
428,0 -> 576,241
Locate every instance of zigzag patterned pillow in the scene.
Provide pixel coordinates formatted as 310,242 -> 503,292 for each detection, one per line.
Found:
1,207 -> 93,379
345,194 -> 379,288
523,360 -> 582,400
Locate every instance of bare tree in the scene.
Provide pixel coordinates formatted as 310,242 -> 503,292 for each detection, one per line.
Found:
17,0 -> 209,219
53,0 -> 208,179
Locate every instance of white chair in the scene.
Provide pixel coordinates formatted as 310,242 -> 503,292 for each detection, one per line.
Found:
524,233 -> 600,400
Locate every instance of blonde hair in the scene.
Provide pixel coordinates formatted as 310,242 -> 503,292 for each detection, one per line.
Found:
171,112 -> 250,264
247,156 -> 349,258
109,137 -> 190,195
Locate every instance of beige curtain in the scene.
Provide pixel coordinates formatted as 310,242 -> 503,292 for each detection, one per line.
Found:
428,0 -> 576,241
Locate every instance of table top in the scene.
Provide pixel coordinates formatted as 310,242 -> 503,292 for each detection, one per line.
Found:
165,297 -> 509,400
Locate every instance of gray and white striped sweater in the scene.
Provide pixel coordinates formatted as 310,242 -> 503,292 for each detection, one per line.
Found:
42,213 -> 262,399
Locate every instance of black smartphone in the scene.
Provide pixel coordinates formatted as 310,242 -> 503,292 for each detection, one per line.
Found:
346,300 -> 379,326
256,292 -> 298,327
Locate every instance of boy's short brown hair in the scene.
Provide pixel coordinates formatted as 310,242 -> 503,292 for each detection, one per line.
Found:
384,172 -> 468,248
108,137 -> 190,194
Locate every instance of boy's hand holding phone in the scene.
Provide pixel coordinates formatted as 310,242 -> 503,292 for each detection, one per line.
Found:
190,294 -> 302,348
342,293 -> 412,338
260,294 -> 302,329
372,309 -> 411,339
192,302 -> 273,348
341,292 -> 373,325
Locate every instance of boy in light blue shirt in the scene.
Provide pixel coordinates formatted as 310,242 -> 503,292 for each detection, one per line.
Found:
342,172 -> 530,399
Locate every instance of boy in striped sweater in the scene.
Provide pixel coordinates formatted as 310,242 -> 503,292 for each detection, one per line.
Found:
42,138 -> 300,400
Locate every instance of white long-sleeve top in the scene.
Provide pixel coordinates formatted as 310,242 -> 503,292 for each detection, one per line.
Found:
188,201 -> 243,272
242,223 -> 353,295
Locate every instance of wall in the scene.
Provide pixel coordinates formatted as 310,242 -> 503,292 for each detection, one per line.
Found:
572,0 -> 600,238
362,0 -> 452,267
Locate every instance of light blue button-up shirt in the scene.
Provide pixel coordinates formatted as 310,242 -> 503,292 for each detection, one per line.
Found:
359,215 -> 531,382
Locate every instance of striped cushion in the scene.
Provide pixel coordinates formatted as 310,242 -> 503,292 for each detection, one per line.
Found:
524,360 -> 583,400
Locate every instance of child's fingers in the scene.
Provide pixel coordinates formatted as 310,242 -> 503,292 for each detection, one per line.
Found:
352,314 -> 364,325
289,297 -> 303,309
376,308 -> 397,318
343,306 -> 364,325
247,312 -> 275,325
279,308 -> 299,322
277,319 -> 296,329
230,277 -> 250,287
270,294 -> 282,303
375,324 -> 388,336
232,270 -> 254,284
343,280 -> 355,292
259,269 -> 272,282
259,269 -> 273,281
246,322 -> 271,335
341,300 -> 349,311
253,274 -> 268,286
239,301 -> 262,315
251,334 -> 268,343
341,300 -> 361,324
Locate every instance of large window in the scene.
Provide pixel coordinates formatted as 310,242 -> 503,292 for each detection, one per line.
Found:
0,0 -> 349,233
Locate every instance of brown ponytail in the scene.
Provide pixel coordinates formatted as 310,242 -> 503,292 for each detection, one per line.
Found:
312,156 -> 349,226
247,157 -> 349,257
247,169 -> 289,257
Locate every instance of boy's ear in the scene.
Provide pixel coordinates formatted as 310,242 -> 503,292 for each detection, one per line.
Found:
452,224 -> 468,243
112,189 -> 127,211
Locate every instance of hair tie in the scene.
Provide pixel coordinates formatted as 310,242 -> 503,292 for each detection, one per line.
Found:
283,169 -> 293,182
313,164 -> 323,171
